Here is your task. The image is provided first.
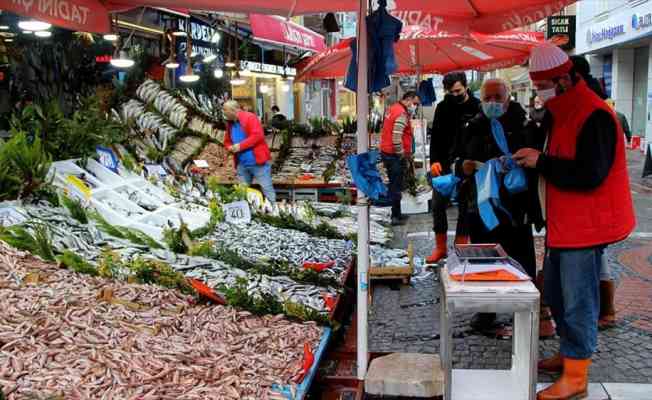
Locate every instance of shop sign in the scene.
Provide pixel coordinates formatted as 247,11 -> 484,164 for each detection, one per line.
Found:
95,55 -> 111,63
176,17 -> 219,60
632,13 -> 652,31
249,14 -> 326,52
586,24 -> 625,45
4,0 -> 110,33
547,15 -> 575,50
240,61 -> 296,76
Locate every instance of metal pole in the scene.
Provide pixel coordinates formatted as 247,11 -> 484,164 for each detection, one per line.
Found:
356,0 -> 370,381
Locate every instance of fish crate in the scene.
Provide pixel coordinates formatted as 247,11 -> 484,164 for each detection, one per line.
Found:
401,190 -> 431,215
369,243 -> 414,285
293,188 -> 319,202
274,188 -> 293,202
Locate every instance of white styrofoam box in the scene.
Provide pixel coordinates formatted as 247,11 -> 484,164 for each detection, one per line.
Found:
130,180 -> 176,205
114,185 -> 165,211
92,190 -> 148,223
49,160 -> 104,191
401,190 -> 431,215
293,188 -> 318,202
85,159 -> 127,187
127,221 -> 164,242
138,207 -> 210,231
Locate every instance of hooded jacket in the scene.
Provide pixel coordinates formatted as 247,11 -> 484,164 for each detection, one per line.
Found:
224,111 -> 271,167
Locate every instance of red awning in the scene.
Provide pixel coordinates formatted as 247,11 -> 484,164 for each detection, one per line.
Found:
249,14 -> 326,52
2,0 -> 111,33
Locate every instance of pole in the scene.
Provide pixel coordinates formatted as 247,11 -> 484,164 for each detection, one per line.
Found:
356,0 -> 370,381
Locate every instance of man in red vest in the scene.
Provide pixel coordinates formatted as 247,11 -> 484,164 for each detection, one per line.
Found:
514,44 -> 636,400
380,91 -> 420,226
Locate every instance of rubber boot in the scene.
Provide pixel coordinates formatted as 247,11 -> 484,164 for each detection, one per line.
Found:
426,233 -> 448,264
454,235 -> 470,245
538,353 -> 563,373
598,280 -> 617,330
537,358 -> 591,400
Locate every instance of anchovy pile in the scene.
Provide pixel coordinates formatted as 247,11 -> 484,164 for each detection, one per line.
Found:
208,221 -> 354,285
371,245 -> 411,268
137,80 -> 188,129
274,146 -> 339,183
0,242 -> 322,399
7,204 -> 336,314
168,136 -> 205,173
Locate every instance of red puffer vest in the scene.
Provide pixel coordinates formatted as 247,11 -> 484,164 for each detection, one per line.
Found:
544,80 -> 635,248
380,103 -> 413,155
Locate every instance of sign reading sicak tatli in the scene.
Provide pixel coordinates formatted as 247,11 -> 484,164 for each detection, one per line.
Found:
547,15 -> 576,50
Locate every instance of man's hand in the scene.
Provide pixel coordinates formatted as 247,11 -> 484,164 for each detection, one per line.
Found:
462,160 -> 477,176
512,148 -> 541,169
228,144 -> 240,153
431,162 -> 443,177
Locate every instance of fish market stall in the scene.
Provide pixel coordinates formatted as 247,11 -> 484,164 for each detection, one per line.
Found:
0,242 -> 324,399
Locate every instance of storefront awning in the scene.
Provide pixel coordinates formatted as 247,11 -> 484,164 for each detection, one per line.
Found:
249,14 -> 326,53
2,0 -> 111,33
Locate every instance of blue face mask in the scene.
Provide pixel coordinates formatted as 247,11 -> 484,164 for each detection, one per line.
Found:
482,101 -> 506,119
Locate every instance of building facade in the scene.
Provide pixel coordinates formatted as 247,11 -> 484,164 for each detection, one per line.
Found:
577,0 -> 652,145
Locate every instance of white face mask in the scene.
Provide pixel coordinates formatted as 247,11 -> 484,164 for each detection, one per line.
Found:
408,104 -> 418,114
537,88 -> 557,103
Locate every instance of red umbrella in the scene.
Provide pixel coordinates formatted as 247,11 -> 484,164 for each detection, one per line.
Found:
296,27 -> 544,81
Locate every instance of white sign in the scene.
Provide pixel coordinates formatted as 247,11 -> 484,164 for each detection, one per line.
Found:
223,200 -> 252,224
144,164 -> 167,178
193,159 -> 209,168
240,61 -> 297,76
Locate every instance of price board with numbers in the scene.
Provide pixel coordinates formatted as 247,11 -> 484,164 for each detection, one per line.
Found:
223,200 -> 252,224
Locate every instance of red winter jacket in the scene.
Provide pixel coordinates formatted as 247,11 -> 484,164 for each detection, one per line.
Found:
224,111 -> 271,167
544,80 -> 635,248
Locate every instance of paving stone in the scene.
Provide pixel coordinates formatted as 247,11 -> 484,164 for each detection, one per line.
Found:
365,353 -> 444,397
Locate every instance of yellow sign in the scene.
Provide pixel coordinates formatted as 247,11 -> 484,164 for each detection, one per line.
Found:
65,175 -> 92,200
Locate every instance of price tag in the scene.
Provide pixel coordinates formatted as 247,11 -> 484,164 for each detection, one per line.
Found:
96,146 -> 119,173
65,175 -> 92,200
144,164 -> 167,178
193,159 -> 209,168
223,200 -> 251,225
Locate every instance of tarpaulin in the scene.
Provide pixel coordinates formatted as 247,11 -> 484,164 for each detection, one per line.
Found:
249,14 -> 326,52
2,0 -> 111,33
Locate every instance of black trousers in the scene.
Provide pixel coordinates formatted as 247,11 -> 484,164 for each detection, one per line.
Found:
432,180 -> 470,237
381,153 -> 404,219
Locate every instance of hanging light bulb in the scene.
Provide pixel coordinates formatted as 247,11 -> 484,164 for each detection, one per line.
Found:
35,31 -> 52,38
282,82 -> 290,92
214,68 -> 224,79
180,64 -> 199,83
22,31 -> 33,35
172,30 -> 187,37
203,54 -> 217,63
18,20 -> 51,31
103,34 -> 119,41
165,61 -> 179,69
225,61 -> 236,68
259,84 -> 269,94
0,26 -> 10,30
110,50 -> 135,68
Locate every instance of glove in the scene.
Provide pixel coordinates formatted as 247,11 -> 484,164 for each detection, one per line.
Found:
431,162 -> 443,177
462,160 -> 477,176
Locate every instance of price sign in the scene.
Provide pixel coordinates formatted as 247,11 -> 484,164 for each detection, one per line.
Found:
144,164 -> 167,178
193,160 -> 209,168
223,200 -> 252,225
96,146 -> 119,173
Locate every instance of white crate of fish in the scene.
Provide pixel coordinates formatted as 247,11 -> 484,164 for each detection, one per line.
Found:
83,158 -> 127,188
114,185 -> 164,212
130,179 -> 177,205
49,160 -> 104,192
138,206 -> 210,232
369,244 -> 414,280
92,190 -> 149,225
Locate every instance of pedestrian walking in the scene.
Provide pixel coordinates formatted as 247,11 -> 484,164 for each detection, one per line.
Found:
569,55 -> 608,100
427,72 -> 481,263
514,44 -> 636,400
606,99 -> 632,144
223,100 -> 276,204
380,91 -> 420,226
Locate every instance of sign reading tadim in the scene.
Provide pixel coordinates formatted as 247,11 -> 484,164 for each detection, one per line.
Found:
5,0 -> 110,33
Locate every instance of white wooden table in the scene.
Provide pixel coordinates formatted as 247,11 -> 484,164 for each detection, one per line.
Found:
439,266 -> 540,400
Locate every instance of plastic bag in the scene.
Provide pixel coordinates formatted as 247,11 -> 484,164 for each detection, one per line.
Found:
431,173 -> 460,198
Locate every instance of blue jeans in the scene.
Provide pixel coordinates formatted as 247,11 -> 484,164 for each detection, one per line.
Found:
237,162 -> 276,203
544,246 -> 604,359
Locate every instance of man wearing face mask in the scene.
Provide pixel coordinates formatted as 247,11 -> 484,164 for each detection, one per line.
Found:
455,78 -> 538,333
427,72 -> 481,263
513,44 -> 635,400
529,96 -> 546,127
380,91 -> 420,225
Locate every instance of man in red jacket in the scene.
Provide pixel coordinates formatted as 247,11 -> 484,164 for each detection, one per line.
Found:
380,91 -> 420,226
514,44 -> 636,400
223,100 -> 276,203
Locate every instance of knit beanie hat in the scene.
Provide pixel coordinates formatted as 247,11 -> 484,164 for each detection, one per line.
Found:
529,43 -> 573,81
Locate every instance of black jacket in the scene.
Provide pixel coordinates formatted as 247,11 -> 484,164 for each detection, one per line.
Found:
429,92 -> 481,172
456,101 -> 541,229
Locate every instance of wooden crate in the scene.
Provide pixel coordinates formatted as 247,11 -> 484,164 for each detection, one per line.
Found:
369,243 -> 414,284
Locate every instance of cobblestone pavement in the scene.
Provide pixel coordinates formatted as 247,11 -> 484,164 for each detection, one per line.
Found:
369,150 -> 652,383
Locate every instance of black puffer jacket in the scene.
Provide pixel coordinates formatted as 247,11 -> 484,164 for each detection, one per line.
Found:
455,101 -> 542,228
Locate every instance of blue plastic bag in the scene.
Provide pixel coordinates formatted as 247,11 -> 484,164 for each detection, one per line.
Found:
431,174 -> 460,198
490,118 -> 528,194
